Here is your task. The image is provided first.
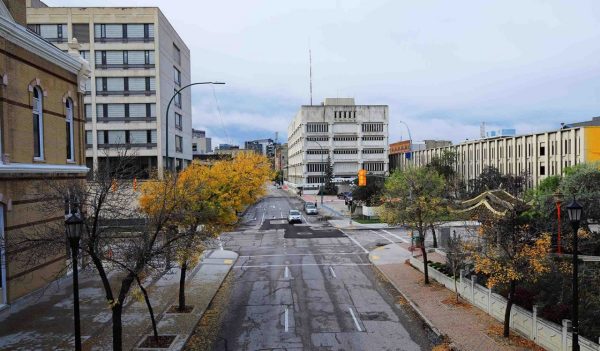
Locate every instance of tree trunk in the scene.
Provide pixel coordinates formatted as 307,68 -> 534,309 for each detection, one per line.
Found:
420,231 -> 429,285
503,280 -> 516,338
112,303 -> 123,351
136,277 -> 159,340
430,223 -> 438,248
178,261 -> 187,311
454,269 -> 459,303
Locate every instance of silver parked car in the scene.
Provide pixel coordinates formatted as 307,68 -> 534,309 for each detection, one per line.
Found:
304,202 -> 318,215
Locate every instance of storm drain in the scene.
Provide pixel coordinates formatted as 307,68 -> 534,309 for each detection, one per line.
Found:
359,311 -> 390,321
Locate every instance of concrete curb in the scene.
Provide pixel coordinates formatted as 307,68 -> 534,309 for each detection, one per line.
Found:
369,257 -> 443,339
175,251 -> 238,351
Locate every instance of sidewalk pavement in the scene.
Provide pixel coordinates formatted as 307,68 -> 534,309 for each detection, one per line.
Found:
369,243 -> 521,351
0,249 -> 237,351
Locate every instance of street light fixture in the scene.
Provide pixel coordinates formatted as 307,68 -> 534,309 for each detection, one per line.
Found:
65,209 -> 84,351
567,197 -> 583,351
165,82 -> 225,172
553,189 -> 564,254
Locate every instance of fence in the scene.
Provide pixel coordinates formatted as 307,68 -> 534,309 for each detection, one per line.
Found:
409,256 -> 600,351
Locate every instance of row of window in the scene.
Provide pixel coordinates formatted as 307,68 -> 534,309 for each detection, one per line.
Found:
306,135 -> 385,141
29,23 -> 155,43
85,103 -> 156,120
362,123 -> 384,132
94,50 -> 155,67
306,149 -> 329,155
31,86 -> 75,161
363,162 -> 385,172
334,111 -> 356,119
306,123 -> 328,133
307,163 -> 327,172
88,129 -> 157,146
458,138 -> 580,162
306,149 -> 384,155
94,77 -> 156,94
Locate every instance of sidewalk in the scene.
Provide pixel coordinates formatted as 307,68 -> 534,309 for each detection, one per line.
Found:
0,249 -> 237,350
369,244 -> 523,351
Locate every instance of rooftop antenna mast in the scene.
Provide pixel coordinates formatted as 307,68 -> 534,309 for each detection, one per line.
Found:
309,45 -> 313,106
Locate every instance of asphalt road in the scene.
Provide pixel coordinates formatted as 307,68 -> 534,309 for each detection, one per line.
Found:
213,187 -> 438,351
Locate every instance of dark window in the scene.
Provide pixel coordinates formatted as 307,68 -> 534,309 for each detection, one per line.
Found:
72,24 -> 90,43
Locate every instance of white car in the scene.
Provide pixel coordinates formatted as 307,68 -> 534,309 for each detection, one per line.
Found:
288,210 -> 302,224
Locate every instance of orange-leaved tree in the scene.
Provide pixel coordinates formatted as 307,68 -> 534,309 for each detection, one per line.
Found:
470,202 -> 551,338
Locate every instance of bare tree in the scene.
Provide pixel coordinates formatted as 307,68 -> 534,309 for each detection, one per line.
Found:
446,230 -> 468,302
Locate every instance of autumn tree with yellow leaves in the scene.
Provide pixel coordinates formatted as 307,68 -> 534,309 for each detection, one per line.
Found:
139,151 -> 273,312
469,201 -> 552,338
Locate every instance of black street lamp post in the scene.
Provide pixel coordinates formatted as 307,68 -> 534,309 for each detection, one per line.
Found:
165,82 -> 225,172
567,198 -> 583,351
65,210 -> 84,351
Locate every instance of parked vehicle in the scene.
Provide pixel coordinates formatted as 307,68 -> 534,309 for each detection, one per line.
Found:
288,210 -> 302,224
337,191 -> 352,200
304,202 -> 318,215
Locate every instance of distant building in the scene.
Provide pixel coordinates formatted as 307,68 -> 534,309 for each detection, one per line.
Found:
244,138 -> 275,157
191,129 -> 211,156
287,98 -> 389,193
275,143 -> 288,180
394,119 -> 600,189
217,143 -> 238,150
0,0 -> 91,304
27,0 -> 193,176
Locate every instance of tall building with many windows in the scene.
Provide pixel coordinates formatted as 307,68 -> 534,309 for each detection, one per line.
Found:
287,98 -> 389,193
26,0 -> 192,177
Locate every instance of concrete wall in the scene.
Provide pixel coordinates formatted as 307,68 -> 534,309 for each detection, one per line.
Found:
409,257 -> 600,351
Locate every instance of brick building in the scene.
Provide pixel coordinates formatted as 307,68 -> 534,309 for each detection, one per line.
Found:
0,0 -> 90,305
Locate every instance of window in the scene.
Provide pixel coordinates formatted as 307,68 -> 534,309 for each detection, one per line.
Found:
85,131 -> 93,146
306,136 -> 328,141
66,99 -> 75,161
306,149 -> 328,155
192,143 -> 198,152
362,148 -> 384,154
307,176 -> 325,184
307,163 -> 327,172
173,44 -> 181,65
95,50 -> 154,68
363,162 -> 385,172
28,24 -> 67,42
333,136 -> 357,141
32,86 -> 44,159
96,77 -> 155,94
175,112 -> 183,130
94,23 -> 154,41
540,165 -> 546,176
361,123 -> 384,133
84,104 -> 92,120
306,123 -> 328,133
362,135 -> 385,141
174,90 -> 182,107
333,149 -> 358,154
175,135 -> 183,152
79,50 -> 90,60
72,24 -> 90,43
539,143 -> 545,156
174,67 -> 181,86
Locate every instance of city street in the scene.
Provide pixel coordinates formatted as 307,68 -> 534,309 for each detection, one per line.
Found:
213,187 -> 438,350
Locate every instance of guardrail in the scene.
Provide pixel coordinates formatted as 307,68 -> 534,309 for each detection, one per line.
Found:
409,256 -> 600,351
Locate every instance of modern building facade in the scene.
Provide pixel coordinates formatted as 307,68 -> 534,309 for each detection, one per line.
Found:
26,0 -> 192,177
393,119 -> 600,188
191,128 -> 211,156
244,138 -> 275,157
0,0 -> 90,304
287,98 -> 389,193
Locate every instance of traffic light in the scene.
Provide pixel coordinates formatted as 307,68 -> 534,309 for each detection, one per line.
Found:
358,169 -> 367,187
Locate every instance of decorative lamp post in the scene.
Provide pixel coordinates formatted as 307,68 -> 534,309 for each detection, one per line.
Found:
553,190 -> 564,254
567,198 -> 583,351
65,210 -> 84,351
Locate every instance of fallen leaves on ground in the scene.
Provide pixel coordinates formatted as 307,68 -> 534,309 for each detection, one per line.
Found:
441,295 -> 472,309
486,324 -> 545,350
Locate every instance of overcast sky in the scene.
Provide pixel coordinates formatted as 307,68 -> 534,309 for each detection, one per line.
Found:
48,0 -> 600,147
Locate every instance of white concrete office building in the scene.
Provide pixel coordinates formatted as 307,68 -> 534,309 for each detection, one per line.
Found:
26,1 -> 192,177
287,98 -> 389,193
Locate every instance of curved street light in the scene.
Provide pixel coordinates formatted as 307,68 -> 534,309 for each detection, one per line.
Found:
398,120 -> 413,142
165,82 -> 225,172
